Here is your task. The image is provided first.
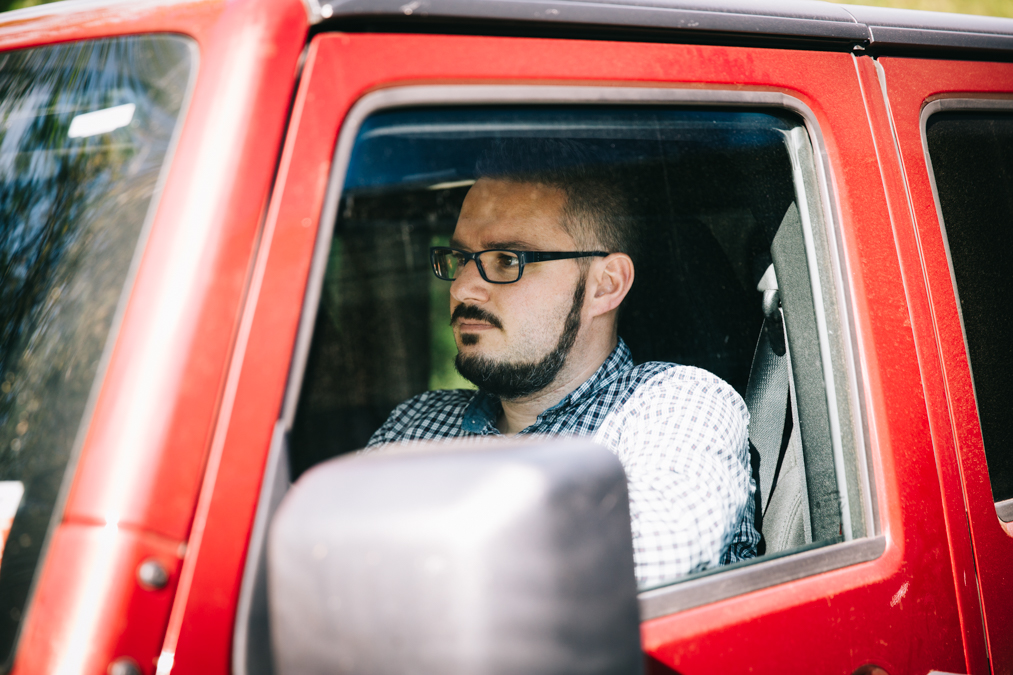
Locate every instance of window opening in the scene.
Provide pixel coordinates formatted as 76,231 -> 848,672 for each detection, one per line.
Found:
288,104 -> 863,592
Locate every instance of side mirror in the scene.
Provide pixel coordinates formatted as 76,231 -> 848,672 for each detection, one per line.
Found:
267,438 -> 643,675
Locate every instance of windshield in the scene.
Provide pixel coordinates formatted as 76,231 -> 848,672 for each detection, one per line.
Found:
0,35 -> 193,664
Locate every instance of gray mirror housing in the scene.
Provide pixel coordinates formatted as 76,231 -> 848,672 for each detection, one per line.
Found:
267,438 -> 643,675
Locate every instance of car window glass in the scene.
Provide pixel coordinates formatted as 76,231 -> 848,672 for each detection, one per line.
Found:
926,111 -> 1013,513
0,36 -> 193,662
291,105 -> 865,590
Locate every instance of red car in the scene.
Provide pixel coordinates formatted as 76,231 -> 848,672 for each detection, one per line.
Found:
0,0 -> 1011,673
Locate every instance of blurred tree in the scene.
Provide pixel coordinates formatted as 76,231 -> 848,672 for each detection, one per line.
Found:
0,0 -> 55,13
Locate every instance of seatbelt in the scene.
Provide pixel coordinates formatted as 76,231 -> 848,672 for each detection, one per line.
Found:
745,265 -> 790,515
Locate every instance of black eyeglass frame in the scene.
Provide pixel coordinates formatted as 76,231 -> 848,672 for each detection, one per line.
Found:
430,246 -> 611,284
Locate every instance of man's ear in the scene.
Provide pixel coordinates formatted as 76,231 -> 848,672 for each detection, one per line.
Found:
587,253 -> 634,319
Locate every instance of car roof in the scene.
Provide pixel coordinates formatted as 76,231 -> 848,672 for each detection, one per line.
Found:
3,0 -> 1012,55
311,0 -> 1013,54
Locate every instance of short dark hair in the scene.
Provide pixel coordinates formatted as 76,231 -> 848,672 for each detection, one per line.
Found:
475,139 -> 637,262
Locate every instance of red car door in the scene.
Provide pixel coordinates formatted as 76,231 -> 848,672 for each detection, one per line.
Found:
171,33 -> 974,675
876,54 -> 1013,675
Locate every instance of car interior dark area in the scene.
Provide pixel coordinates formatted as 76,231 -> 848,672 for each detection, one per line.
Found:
926,111 -> 1013,507
288,105 -> 800,480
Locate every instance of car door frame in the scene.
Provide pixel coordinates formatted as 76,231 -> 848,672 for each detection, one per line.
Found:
875,53 -> 1013,674
169,32 -> 972,675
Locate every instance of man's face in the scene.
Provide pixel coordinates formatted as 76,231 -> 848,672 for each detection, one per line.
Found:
449,178 -> 586,399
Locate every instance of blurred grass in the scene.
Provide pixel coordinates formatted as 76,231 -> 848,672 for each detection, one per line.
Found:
831,0 -> 1013,18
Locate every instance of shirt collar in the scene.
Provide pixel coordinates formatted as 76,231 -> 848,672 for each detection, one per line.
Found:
462,338 -> 633,433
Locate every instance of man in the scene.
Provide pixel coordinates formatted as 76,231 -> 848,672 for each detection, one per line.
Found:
368,144 -> 758,588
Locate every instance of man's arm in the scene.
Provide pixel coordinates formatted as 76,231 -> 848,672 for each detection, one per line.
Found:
594,366 -> 755,587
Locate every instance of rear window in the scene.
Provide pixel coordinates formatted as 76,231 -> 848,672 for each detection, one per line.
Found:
926,111 -> 1013,514
0,35 -> 193,662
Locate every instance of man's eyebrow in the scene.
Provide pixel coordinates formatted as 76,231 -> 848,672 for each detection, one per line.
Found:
488,240 -> 543,250
449,239 -> 543,251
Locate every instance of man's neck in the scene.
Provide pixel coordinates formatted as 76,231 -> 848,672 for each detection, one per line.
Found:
495,335 -> 617,435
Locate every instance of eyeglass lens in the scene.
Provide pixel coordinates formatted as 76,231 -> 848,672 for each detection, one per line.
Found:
433,249 -> 522,283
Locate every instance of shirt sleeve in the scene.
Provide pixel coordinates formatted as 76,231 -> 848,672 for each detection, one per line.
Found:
365,397 -> 414,448
593,367 -> 753,587
365,389 -> 477,449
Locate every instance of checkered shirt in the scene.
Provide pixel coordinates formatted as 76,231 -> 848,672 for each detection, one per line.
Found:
366,339 -> 759,588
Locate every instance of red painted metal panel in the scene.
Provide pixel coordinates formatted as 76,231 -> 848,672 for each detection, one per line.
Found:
0,0 -> 308,672
878,55 -> 1013,675
11,523 -> 182,675
850,55 -> 988,675
175,33 -> 969,674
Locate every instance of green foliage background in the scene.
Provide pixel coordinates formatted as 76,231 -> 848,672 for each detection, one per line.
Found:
0,0 -> 49,12
1,0 -> 1011,17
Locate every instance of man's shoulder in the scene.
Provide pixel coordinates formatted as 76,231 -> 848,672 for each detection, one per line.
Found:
623,361 -> 747,415
595,360 -> 749,454
367,388 -> 478,446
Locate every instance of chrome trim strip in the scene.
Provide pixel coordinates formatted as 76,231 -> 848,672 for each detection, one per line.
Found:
276,83 -> 880,620
996,498 -> 1013,523
639,536 -> 886,620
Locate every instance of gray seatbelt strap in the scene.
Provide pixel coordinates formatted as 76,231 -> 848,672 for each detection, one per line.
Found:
745,265 -> 789,514
782,332 -> 812,543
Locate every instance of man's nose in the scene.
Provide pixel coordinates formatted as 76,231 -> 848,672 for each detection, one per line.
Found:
450,258 -> 491,305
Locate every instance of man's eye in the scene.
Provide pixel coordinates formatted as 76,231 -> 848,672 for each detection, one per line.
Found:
495,254 -> 519,269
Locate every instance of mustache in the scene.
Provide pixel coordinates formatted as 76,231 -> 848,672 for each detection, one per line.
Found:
451,304 -> 504,330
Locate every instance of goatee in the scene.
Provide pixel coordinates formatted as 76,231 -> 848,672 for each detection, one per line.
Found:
454,275 -> 585,400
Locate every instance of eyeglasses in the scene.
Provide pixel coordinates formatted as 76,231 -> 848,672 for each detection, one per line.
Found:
430,246 -> 610,284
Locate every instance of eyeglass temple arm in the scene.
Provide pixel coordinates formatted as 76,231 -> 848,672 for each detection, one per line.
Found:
524,251 -> 612,263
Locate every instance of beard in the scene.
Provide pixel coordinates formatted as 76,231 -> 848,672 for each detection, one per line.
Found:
454,274 -> 586,400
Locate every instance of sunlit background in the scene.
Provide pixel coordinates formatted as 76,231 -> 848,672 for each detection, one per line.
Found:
0,0 -> 1010,16
833,0 -> 1012,16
